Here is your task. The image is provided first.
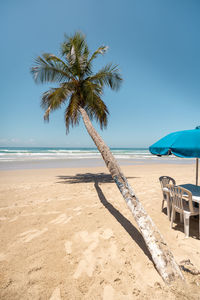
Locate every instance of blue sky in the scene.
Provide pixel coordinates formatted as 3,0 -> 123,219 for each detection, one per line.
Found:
1,0 -> 200,148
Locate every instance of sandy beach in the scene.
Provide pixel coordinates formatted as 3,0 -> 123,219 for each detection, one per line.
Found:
0,163 -> 200,299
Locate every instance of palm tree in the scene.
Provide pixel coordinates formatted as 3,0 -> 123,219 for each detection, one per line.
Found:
31,32 -> 184,284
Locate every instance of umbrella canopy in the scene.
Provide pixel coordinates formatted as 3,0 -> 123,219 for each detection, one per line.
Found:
149,127 -> 200,185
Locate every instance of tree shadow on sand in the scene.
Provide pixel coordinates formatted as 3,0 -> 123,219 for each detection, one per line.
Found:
57,172 -> 120,184
57,172 -> 153,262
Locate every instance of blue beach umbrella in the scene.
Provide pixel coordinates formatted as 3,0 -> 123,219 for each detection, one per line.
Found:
149,127 -> 200,185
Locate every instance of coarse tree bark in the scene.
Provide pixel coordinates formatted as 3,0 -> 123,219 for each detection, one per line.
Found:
79,106 -> 184,284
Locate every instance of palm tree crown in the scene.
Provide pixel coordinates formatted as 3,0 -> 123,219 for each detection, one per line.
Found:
31,32 -> 122,132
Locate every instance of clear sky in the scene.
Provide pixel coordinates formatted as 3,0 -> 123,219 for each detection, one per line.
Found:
1,0 -> 200,148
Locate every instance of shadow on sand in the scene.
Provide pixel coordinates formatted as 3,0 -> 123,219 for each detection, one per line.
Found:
57,172 -> 153,262
57,172 -> 121,184
162,205 -> 199,239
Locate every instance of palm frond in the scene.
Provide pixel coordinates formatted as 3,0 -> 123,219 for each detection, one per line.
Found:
87,63 -> 122,91
84,45 -> 108,75
81,80 -> 109,129
79,80 -> 109,129
42,53 -> 75,78
31,54 -> 72,84
61,32 -> 91,78
85,94 -> 109,129
82,80 -> 103,103
88,46 -> 108,66
65,93 -> 81,133
41,83 -> 74,121
61,32 -> 87,57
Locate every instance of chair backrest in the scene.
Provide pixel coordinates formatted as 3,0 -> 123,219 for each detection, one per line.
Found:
167,185 -> 194,213
159,176 -> 176,190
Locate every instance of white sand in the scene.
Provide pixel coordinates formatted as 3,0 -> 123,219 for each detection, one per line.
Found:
0,164 -> 200,299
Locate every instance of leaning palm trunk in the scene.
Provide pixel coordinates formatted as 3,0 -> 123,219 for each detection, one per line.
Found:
79,107 -> 184,284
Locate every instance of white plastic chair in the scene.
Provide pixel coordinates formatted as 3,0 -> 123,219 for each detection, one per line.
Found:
159,176 -> 176,220
168,185 -> 199,238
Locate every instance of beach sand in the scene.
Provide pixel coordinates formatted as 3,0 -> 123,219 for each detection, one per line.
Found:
0,163 -> 200,299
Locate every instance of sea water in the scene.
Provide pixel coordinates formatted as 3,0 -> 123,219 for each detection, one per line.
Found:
0,147 -> 153,161
0,147 -> 192,170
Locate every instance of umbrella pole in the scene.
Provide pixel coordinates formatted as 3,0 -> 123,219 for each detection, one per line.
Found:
196,158 -> 199,186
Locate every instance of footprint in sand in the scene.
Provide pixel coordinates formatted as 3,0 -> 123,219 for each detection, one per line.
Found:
73,206 -> 82,211
9,216 -> 18,222
103,285 -> 114,300
19,228 -> 48,243
77,231 -> 99,243
76,212 -> 82,216
73,240 -> 98,278
49,287 -> 61,300
0,217 -> 8,221
109,241 -> 117,259
49,214 -> 72,225
0,253 -> 7,261
65,241 -> 72,254
73,231 -> 99,278
73,207 -> 82,216
100,228 -> 114,240
103,285 -> 132,300
73,229 -> 117,279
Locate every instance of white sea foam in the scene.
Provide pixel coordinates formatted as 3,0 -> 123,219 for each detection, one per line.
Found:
0,147 -> 190,164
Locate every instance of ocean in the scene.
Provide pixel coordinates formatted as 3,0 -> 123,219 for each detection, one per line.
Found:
0,147 -> 192,170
